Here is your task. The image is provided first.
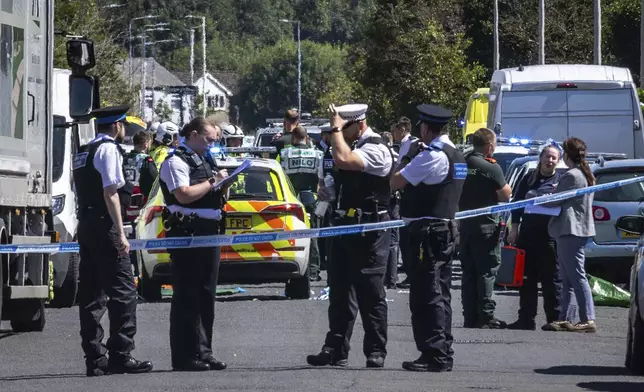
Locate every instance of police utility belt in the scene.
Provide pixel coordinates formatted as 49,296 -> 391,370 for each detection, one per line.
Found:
333,208 -> 387,225
162,207 -> 226,235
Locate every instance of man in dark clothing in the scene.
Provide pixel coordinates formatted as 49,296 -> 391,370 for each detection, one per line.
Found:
271,109 -> 302,158
123,131 -> 158,199
458,128 -> 512,329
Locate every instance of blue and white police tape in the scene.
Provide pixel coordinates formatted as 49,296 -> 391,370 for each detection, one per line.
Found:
1,175 -> 643,254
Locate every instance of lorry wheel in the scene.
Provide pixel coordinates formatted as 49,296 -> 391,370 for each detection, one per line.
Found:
285,270 -> 311,300
10,299 -> 45,332
50,252 -> 79,308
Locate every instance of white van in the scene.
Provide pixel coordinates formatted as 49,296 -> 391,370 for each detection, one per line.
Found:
50,68 -> 94,308
488,64 -> 644,158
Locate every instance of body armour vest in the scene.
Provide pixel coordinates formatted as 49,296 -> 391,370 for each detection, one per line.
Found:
280,145 -> 322,193
400,143 -> 467,220
336,137 -> 395,211
159,146 -> 225,210
72,138 -> 134,218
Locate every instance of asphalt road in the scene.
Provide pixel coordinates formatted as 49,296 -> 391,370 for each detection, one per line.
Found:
1,265 -> 643,392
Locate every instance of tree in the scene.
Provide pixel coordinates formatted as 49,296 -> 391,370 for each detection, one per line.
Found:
233,40 -> 352,128
352,0 -> 485,137
154,100 -> 173,121
55,0 -> 137,109
603,0 -> 640,81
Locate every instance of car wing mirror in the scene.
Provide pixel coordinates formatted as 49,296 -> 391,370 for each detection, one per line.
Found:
298,190 -> 317,208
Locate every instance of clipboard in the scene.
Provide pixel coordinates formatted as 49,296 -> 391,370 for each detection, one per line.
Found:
212,159 -> 252,190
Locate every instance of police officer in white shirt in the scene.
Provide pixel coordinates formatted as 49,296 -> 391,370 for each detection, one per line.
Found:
72,106 -> 153,377
391,104 -> 466,372
158,117 -> 230,372
307,103 -> 394,369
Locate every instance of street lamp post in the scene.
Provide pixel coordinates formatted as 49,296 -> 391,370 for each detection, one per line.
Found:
138,26 -> 170,117
128,15 -> 158,89
187,16 -> 206,117
280,19 -> 301,115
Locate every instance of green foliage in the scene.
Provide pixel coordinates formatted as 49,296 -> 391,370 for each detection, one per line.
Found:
154,100 -> 173,121
352,0 -> 485,137
233,40 -> 351,129
55,0 -> 138,109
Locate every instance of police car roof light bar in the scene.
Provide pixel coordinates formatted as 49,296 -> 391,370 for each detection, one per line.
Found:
496,136 -> 549,147
210,146 -> 277,155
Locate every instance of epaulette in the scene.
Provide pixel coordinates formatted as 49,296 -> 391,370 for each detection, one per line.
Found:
484,157 -> 497,164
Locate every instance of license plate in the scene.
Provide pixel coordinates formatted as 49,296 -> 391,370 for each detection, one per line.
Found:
226,215 -> 253,230
620,232 -> 640,239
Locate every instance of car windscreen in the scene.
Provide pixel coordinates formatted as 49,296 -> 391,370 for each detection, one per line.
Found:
494,153 -> 527,175
257,133 -> 277,147
52,115 -> 67,183
594,170 -> 644,202
227,168 -> 281,201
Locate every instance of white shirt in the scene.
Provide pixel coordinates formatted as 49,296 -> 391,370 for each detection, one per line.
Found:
91,134 -> 126,189
159,144 -> 222,220
352,128 -> 393,177
397,134 -> 416,165
400,135 -> 454,186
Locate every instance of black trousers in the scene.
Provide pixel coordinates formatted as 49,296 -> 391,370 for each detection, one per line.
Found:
517,229 -> 561,323
167,226 -> 221,367
460,223 -> 502,326
385,199 -> 400,286
77,212 -> 138,366
323,217 -> 390,359
408,220 -> 456,366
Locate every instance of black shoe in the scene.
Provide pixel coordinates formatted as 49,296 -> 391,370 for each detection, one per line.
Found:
476,318 -> 508,329
108,355 -> 153,374
396,278 -> 410,289
366,354 -> 385,368
173,360 -> 211,372
507,319 -> 536,331
402,356 -> 452,372
202,356 -> 227,370
86,358 -> 110,377
306,348 -> 348,367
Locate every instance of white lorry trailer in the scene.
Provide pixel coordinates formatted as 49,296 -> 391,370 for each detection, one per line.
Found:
0,0 -> 96,331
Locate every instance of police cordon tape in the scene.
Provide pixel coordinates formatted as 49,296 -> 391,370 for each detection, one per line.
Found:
1,175 -> 644,254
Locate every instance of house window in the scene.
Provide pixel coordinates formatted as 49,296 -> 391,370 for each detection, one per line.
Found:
219,96 -> 225,108
207,96 -> 215,108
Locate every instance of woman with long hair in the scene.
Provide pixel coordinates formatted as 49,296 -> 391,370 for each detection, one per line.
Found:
506,140 -> 563,330
543,137 -> 596,333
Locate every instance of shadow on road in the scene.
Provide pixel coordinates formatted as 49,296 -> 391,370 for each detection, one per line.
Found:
494,291 -> 520,297
0,373 -> 84,381
534,365 -> 631,376
578,381 -> 644,392
216,295 -> 290,302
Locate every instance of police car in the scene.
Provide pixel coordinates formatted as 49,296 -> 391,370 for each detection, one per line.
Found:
461,136 -> 534,175
135,148 -> 314,301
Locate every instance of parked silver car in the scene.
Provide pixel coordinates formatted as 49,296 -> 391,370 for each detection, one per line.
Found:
614,215 -> 644,374
587,159 -> 644,284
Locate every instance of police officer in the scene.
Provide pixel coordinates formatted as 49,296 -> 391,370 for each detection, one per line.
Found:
317,126 -> 336,272
392,116 -> 418,289
123,130 -> 158,199
307,103 -> 394,369
390,104 -> 465,372
279,126 -> 323,282
150,121 -> 180,169
458,128 -> 512,329
222,123 -> 245,148
158,117 -> 230,372
72,105 -> 153,377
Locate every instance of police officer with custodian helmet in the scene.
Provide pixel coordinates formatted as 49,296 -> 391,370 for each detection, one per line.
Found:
390,104 -> 466,372
307,103 -> 394,369
72,105 -> 153,377
158,117 -> 230,372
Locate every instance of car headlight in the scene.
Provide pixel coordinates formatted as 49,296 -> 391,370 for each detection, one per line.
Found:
52,194 -> 65,216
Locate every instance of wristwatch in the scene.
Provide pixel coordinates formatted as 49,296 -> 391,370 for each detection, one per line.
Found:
208,176 -> 217,185
331,127 -> 341,133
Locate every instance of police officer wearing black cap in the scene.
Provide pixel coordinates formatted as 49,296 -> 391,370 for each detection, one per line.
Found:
459,128 -> 512,329
72,105 -> 153,377
391,104 -> 466,372
158,117 -> 230,372
307,103 -> 394,369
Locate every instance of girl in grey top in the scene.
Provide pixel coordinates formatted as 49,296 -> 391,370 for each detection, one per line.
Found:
543,137 -> 596,333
